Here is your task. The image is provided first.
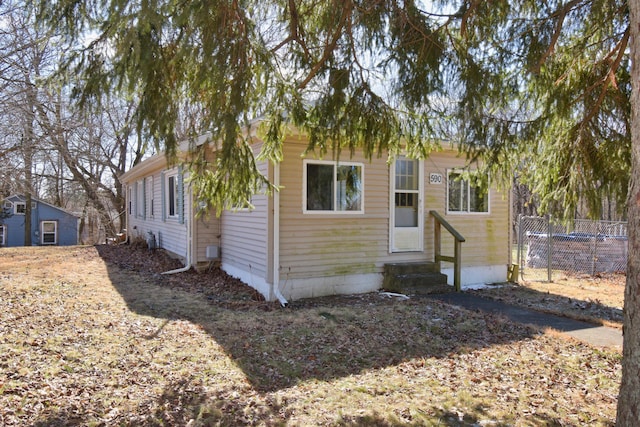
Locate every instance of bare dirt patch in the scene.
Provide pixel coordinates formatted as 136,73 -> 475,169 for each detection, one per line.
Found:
0,245 -> 621,426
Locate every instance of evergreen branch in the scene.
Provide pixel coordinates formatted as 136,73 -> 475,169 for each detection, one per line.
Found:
270,0 -> 310,60
460,0 -> 481,37
296,0 -> 353,90
581,26 -> 629,126
534,1 -> 577,72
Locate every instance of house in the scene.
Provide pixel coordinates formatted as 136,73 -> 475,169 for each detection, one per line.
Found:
0,195 -> 80,247
119,124 -> 511,303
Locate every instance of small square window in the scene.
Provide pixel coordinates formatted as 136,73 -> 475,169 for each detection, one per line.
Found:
15,202 -> 26,215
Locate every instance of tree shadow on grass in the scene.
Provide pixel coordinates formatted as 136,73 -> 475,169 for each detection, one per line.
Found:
24,244 -> 613,426
94,246 -> 539,394
31,378 -> 285,426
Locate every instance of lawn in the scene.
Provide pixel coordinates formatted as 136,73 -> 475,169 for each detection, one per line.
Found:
0,245 -> 621,426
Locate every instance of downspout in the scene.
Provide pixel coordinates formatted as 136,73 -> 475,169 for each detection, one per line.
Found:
272,162 -> 288,307
162,186 -> 192,275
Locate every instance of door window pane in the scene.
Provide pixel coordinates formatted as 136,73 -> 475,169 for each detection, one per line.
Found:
394,159 -> 419,227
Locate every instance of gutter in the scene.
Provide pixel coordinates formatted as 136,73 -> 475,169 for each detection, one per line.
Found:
272,162 -> 288,307
119,154 -> 166,183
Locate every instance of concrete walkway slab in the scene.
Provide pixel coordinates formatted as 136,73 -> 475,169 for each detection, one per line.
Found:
426,292 -> 622,348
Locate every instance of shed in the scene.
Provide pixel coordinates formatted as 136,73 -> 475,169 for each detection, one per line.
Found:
0,195 -> 80,247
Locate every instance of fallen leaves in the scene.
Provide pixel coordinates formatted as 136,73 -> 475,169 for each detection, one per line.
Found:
0,245 -> 622,426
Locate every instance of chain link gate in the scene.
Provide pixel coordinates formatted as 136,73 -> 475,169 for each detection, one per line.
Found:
516,216 -> 628,281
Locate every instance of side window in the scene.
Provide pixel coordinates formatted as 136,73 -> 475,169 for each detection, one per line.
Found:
166,173 -> 179,218
162,168 -> 184,223
147,176 -> 154,218
41,221 -> 57,245
15,202 -> 26,215
128,187 -> 133,215
304,160 -> 363,213
447,170 -> 489,214
0,224 -> 6,246
136,180 -> 145,218
2,201 -> 11,217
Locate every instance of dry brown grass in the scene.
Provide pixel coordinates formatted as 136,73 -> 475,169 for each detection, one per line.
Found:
0,246 -> 621,426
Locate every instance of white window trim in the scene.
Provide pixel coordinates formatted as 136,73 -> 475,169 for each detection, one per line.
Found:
40,220 -> 58,245
446,169 -> 491,215
128,186 -> 133,215
165,170 -> 180,219
136,179 -> 145,218
302,159 -> 365,215
14,202 -> 26,215
0,224 -> 6,246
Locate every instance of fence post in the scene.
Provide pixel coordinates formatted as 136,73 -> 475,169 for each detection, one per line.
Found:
547,215 -> 552,282
516,215 -> 522,278
591,220 -> 597,276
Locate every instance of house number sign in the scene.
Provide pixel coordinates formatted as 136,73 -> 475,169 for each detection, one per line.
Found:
429,173 -> 443,184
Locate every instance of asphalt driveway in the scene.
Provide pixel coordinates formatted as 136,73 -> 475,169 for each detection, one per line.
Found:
426,292 -> 623,348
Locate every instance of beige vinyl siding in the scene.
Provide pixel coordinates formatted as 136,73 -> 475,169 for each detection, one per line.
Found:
123,160 -> 190,262
193,213 -> 220,264
157,168 -> 189,259
192,146 -> 222,264
128,170 -> 191,258
423,152 -> 509,267
278,140 -> 509,283
220,144 -> 270,281
278,139 -> 394,281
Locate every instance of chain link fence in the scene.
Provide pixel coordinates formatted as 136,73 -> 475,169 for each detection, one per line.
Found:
515,216 -> 628,280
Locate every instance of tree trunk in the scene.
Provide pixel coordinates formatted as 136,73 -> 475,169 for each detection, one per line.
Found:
24,192 -> 32,246
617,0 -> 640,423
23,86 -> 36,246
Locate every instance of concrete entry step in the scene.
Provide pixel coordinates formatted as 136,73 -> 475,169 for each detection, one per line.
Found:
383,262 -> 452,295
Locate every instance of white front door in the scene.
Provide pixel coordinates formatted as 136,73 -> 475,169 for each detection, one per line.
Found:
390,157 -> 423,252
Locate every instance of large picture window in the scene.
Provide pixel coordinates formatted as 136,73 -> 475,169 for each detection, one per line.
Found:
304,160 -> 363,213
447,170 -> 489,213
